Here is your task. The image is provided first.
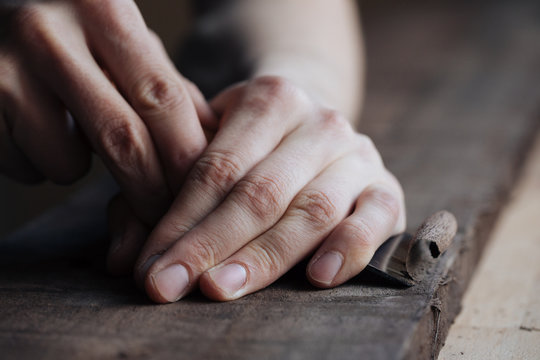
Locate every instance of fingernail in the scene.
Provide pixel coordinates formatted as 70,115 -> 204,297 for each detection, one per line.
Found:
139,254 -> 160,280
151,264 -> 190,302
207,263 -> 247,296
309,251 -> 344,286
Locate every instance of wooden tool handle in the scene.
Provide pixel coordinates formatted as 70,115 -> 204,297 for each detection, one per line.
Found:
406,210 -> 458,281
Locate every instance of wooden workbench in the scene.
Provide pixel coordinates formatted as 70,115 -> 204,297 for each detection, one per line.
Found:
1,0 -> 539,358
440,131 -> 540,359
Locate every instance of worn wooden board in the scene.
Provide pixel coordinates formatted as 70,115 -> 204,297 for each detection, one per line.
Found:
1,0 -> 539,359
439,134 -> 540,359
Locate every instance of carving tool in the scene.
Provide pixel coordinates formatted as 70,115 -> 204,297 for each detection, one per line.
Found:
365,211 -> 458,286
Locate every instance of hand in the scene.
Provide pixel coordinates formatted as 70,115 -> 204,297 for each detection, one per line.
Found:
110,76 -> 406,302
0,0 -> 216,224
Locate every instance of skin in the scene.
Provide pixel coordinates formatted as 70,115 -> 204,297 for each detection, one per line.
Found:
0,0 -> 216,224
0,0 -> 407,302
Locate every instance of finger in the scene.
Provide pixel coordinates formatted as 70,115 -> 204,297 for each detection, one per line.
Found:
5,56 -> 91,184
80,0 -> 207,190
139,120 -> 362,303
13,4 -> 171,224
209,82 -> 246,116
0,109 -> 43,183
307,184 -> 404,288
183,77 -> 218,132
199,157 -> 383,301
0,54 -> 43,183
107,194 -> 150,276
135,77 -> 313,273
147,30 -> 218,133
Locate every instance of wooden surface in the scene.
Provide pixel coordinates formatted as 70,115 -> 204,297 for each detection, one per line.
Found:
439,135 -> 540,359
1,0 -> 540,359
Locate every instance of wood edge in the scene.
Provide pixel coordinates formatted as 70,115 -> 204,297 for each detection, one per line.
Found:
402,118 -> 540,360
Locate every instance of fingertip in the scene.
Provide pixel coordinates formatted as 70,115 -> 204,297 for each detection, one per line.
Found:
145,273 -> 173,304
199,272 -> 229,302
200,262 -> 248,301
134,254 -> 160,290
307,250 -> 344,289
144,261 -> 191,304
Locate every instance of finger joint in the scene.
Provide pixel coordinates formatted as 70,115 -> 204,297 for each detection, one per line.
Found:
131,73 -> 184,115
232,173 -> 285,223
362,187 -> 401,222
190,150 -> 243,195
290,189 -> 338,231
99,120 -> 147,176
183,236 -> 220,270
247,235 -> 288,278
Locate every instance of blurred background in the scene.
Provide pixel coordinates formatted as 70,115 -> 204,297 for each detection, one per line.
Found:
1,0 -> 538,236
0,0 -> 194,237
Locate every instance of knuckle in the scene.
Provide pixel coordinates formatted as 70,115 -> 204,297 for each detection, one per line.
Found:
291,190 -> 338,230
363,187 -> 401,220
239,95 -> 273,118
247,234 -> 289,277
340,220 -> 377,249
252,76 -> 294,100
131,73 -> 184,114
191,150 -> 243,193
321,109 -> 351,130
99,120 -> 146,174
243,76 -> 299,115
355,133 -> 383,164
317,109 -> 354,141
232,174 -> 284,222
184,237 -> 220,270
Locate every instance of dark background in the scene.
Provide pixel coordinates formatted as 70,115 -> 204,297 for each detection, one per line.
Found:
0,0 -> 193,236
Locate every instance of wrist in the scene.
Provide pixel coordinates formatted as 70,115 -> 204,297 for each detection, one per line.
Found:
252,52 -> 363,123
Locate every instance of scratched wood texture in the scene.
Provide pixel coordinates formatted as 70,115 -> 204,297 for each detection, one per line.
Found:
439,133 -> 540,359
1,0 -> 540,359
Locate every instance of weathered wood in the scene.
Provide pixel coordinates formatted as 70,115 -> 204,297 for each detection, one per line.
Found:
1,0 -> 540,359
439,134 -> 540,359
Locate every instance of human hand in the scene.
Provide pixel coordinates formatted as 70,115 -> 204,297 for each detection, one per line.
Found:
114,76 -> 406,302
0,0 -> 216,224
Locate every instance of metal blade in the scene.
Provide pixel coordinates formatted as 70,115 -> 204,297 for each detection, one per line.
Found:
364,233 -> 415,286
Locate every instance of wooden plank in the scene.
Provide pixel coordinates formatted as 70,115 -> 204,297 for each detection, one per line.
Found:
1,0 -> 540,359
439,135 -> 540,359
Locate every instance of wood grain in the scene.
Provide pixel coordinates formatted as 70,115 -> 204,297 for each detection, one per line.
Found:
439,135 -> 540,359
1,0 -> 540,359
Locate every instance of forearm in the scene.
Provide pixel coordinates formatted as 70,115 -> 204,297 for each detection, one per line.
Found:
194,0 -> 364,123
